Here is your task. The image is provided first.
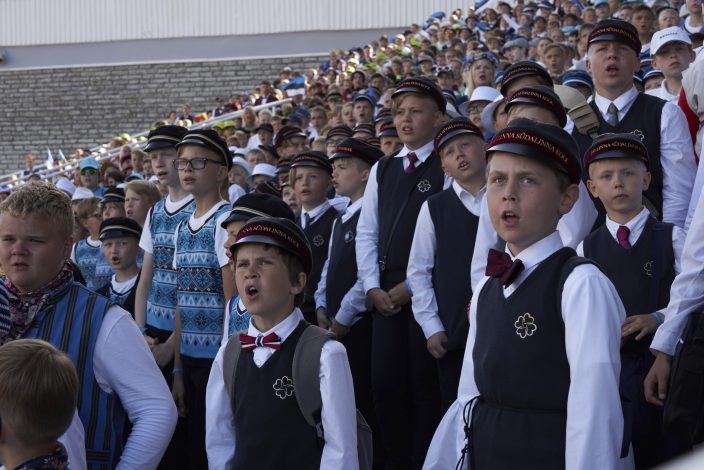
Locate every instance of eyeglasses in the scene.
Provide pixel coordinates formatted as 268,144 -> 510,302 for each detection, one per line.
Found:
173,158 -> 224,170
468,104 -> 487,115
80,168 -> 99,176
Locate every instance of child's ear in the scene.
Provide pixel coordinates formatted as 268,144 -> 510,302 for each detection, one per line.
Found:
558,183 -> 580,216
360,168 -> 370,183
290,272 -> 306,296
642,170 -> 652,191
585,178 -> 599,198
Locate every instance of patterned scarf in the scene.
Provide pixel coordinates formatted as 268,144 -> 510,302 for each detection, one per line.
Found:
12,443 -> 69,470
0,262 -> 74,346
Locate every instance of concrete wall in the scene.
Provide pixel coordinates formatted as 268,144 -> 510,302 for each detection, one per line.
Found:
0,54 -> 326,173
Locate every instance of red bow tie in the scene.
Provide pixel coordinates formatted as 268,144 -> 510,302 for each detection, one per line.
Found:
485,248 -> 525,288
239,332 -> 282,351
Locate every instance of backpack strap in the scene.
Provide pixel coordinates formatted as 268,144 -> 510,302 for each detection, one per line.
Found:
292,324 -> 334,440
222,336 -> 242,411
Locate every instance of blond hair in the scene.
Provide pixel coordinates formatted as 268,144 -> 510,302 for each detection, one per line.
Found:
0,339 -> 78,445
75,197 -> 101,220
125,180 -> 162,207
0,182 -> 73,238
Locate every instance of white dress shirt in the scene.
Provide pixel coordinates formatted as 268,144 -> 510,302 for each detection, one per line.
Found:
62,305 -> 178,470
651,184 -> 704,355
576,207 -> 685,274
645,80 -> 678,103
356,141 -> 452,294
593,86 -> 696,228
469,180 -> 597,290
139,193 -> 194,254
301,199 -> 332,228
205,309 -> 359,469
408,182 -> 484,339
315,198 -> 368,326
424,232 -> 630,470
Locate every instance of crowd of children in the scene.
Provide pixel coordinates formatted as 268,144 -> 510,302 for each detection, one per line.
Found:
2,1 -> 704,470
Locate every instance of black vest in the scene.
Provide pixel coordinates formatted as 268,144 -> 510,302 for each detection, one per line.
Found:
427,188 -> 478,351
232,321 -> 322,469
471,248 -> 580,470
572,94 -> 665,224
325,210 -> 361,318
300,206 -> 339,322
583,216 -> 674,354
376,151 -> 444,288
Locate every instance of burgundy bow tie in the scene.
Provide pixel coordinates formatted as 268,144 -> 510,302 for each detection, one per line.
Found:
239,332 -> 282,351
485,248 -> 525,288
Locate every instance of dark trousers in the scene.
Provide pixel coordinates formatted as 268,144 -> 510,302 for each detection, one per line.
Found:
146,325 -> 190,470
437,348 -> 465,413
181,355 -> 214,470
371,306 -> 441,470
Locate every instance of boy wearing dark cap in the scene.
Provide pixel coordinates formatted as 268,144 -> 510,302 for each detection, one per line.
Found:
100,186 -> 126,219
96,217 -> 143,316
275,125 -> 309,158
220,193 -> 295,341
504,85 -> 568,127
205,217 -> 358,469
289,151 -> 339,324
353,92 -> 376,125
499,60 -> 553,100
408,118 -> 486,411
425,119 -> 626,470
71,196 -> 114,290
356,76 -> 446,469
574,19 -> 696,229
171,129 -> 233,469
578,134 -> 685,468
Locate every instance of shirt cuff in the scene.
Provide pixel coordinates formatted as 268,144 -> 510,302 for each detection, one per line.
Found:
418,316 -> 446,340
363,278 -> 380,295
650,330 -> 679,356
335,309 -> 356,327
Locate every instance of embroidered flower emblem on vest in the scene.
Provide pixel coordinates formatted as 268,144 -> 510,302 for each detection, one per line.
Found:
344,230 -> 355,243
273,375 -> 295,399
514,313 -> 537,339
417,179 -> 432,193
312,235 -> 325,247
644,260 -> 653,277
631,129 -> 645,141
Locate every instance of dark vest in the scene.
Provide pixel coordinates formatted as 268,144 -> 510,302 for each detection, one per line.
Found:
471,248 -> 580,470
300,206 -> 339,322
325,210 -> 362,317
583,216 -> 674,354
25,283 -> 124,469
427,188 -> 478,350
96,273 -> 140,318
376,151 -> 444,288
231,321 -> 322,469
572,94 -> 665,223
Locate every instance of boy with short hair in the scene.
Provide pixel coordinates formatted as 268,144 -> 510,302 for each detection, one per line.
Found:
356,76 -> 447,468
0,339 -> 78,470
71,197 -> 113,290
96,217 -> 142,316
100,186 -> 126,219
579,133 -> 685,468
424,119 -> 626,470
289,151 -> 339,324
205,217 -> 358,469
408,118 -> 486,410
352,93 -> 376,125
274,126 -> 309,158
171,129 -> 233,469
647,27 -> 696,103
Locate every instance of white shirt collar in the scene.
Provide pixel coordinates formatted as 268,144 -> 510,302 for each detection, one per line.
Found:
247,308 -> 302,343
604,206 -> 649,243
452,181 -> 485,216
345,197 -> 363,217
503,231 -> 563,294
395,140 -> 435,162
594,86 -> 638,116
301,199 -> 331,224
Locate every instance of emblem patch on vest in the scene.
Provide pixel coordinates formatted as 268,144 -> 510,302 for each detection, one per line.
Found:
515,313 -> 537,339
631,129 -> 645,141
644,260 -> 653,277
344,230 -> 355,243
273,375 -> 295,399
312,235 -> 325,247
417,180 -> 431,193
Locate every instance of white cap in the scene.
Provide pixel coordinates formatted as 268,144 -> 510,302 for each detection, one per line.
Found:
232,156 -> 252,175
55,177 -> 76,196
651,26 -> 692,56
482,95 -> 506,134
71,186 -> 94,201
469,86 -> 502,104
252,163 -> 277,178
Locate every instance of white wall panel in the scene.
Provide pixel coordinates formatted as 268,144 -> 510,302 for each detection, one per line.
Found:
1,0 -> 474,46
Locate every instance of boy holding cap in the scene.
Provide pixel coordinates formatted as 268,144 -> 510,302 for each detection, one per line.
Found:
205,217 -> 358,469
578,133 -> 685,468
78,157 -> 106,197
96,217 -> 143,316
408,118 -> 486,411
289,151 -> 339,324
356,76 -> 446,468
424,119 -> 626,470
646,26 -> 696,103
171,129 -> 233,469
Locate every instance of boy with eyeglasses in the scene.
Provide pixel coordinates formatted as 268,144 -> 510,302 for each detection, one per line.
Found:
78,157 -> 106,197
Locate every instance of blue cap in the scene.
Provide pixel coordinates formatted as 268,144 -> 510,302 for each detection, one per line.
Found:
643,66 -> 664,81
79,157 -> 100,171
560,70 -> 594,92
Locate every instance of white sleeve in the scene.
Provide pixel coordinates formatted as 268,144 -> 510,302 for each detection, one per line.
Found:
92,306 -> 178,469
215,212 -> 231,268
408,202 -> 445,339
138,207 -> 154,254
672,226 -> 686,275
319,341 -> 359,469
356,162 -> 381,294
557,181 -> 597,248
222,300 -> 232,343
59,412 -> 87,470
335,278 -> 368,327
205,342 -> 236,469
576,241 -> 585,257
70,243 -> 77,263
562,265 -> 625,470
470,198 -> 500,292
315,220 -> 335,311
660,102 -> 697,229
685,155 -> 704,231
